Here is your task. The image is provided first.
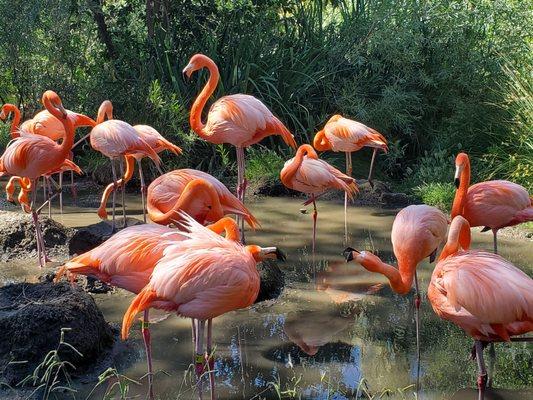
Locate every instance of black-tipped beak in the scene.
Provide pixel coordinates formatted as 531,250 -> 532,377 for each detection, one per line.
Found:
275,248 -> 287,262
454,178 -> 460,189
343,247 -> 358,262
182,71 -> 189,82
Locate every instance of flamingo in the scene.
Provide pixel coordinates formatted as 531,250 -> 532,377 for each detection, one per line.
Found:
452,152 -> 533,254
343,204 -> 448,390
0,91 -> 76,267
1,102 -> 95,212
428,215 -> 533,399
183,53 -> 297,239
121,214 -> 285,399
313,114 -> 388,241
145,169 -> 259,228
89,100 -> 161,230
55,217 -> 240,400
280,144 -> 358,253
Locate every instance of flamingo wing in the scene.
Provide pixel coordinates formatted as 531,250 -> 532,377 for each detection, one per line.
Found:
1,135 -> 60,179
326,118 -> 387,152
293,157 -> 357,197
206,94 -> 295,148
133,124 -> 182,155
435,251 -> 533,325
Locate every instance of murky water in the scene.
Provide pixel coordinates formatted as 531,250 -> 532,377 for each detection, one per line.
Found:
1,191 -> 532,399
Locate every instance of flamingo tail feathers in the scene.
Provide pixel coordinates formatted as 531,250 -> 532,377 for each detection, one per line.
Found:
121,286 -> 158,340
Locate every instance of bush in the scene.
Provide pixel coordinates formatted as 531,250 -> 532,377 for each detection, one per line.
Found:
413,182 -> 455,213
246,146 -> 286,183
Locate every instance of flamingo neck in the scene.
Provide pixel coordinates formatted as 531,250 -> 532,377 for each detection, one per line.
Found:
206,217 -> 240,241
42,96 -> 74,160
438,216 -> 471,261
190,59 -> 219,138
4,105 -> 21,138
313,130 -> 330,151
96,101 -> 113,124
360,253 -> 417,295
451,159 -> 470,219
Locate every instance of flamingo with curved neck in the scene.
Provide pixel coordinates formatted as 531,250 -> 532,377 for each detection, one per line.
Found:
183,53 -> 296,241
428,215 -> 533,397
281,144 -> 357,254
344,204 -> 448,391
0,104 -> 22,137
451,152 -> 533,254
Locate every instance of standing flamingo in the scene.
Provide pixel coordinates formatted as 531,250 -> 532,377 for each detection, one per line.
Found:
145,169 -> 259,228
183,53 -> 296,239
55,217 -> 240,400
343,204 -> 448,390
1,102 -> 95,212
452,152 -> 532,254
90,100 -> 160,230
0,91 -> 75,267
428,215 -> 532,399
280,144 -> 358,253
121,214 -> 285,399
313,114 -> 387,240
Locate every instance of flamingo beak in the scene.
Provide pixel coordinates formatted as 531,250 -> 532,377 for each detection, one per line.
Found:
57,103 -> 67,119
260,247 -> 286,261
343,247 -> 359,262
454,165 -> 462,188
182,64 -> 193,80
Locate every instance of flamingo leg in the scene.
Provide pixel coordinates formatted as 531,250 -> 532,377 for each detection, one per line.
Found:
487,343 -> 495,388
46,177 -> 52,218
206,319 -> 215,400
119,157 -> 127,227
137,159 -> 147,223
31,182 -> 46,268
414,270 -> 421,394
191,318 -> 197,360
492,229 -> 498,255
141,310 -> 154,400
474,340 -> 487,400
344,151 -> 353,244
312,194 -> 318,255
70,170 -> 77,202
235,146 -> 246,243
195,320 -> 206,399
367,148 -> 378,188
110,159 -> 118,233
58,172 -> 64,214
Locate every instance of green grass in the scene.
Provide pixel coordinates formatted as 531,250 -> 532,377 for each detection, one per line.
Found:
246,146 -> 286,183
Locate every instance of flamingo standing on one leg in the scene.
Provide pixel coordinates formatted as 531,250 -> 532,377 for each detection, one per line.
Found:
55,217 -> 241,400
145,169 -> 259,228
183,53 -> 296,240
313,114 -> 388,241
428,215 -> 533,400
452,152 -> 533,255
343,204 -> 448,391
280,144 -> 358,253
0,91 -> 76,268
121,214 -> 285,399
89,100 -> 161,231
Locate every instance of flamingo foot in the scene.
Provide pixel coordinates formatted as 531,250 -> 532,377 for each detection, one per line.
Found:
195,354 -> 206,376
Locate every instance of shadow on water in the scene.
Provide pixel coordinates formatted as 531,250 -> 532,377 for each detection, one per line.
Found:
0,192 -> 531,399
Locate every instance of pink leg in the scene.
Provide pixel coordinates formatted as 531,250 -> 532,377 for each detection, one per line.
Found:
195,320 -> 205,399
58,172 -> 64,214
312,195 -> 318,255
141,310 -> 154,400
46,177 -> 52,218
119,158 -> 127,227
414,271 -> 421,394
475,341 -> 487,400
70,170 -> 77,201
367,148 -> 378,188
31,184 -> 46,268
110,159 -> 117,233
206,319 -> 215,400
137,160 -> 147,223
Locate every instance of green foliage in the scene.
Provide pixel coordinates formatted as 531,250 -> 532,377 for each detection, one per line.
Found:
246,146 -> 286,182
0,0 -> 531,190
413,182 -> 455,212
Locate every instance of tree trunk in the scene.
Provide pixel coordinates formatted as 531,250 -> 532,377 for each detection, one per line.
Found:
87,0 -> 116,60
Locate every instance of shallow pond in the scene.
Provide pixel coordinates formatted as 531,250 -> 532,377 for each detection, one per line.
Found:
1,192 -> 532,399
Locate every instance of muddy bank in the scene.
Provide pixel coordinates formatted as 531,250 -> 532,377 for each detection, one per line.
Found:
0,282 -> 115,386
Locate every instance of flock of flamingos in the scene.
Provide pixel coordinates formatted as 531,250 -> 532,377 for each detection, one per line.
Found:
0,53 -> 532,399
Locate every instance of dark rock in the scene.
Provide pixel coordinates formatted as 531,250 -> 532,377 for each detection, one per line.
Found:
0,282 -> 114,385
250,177 -> 298,197
68,217 -> 144,256
255,260 -> 285,303
0,211 -> 74,261
379,192 -> 412,208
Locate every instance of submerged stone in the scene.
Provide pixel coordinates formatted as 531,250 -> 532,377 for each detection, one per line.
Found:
0,282 -> 115,386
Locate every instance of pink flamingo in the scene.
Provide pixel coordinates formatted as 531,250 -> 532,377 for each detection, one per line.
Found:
280,144 -> 358,253
0,91 -> 75,267
343,204 -> 448,390
55,217 -> 241,399
428,215 -> 532,399
183,53 -> 296,239
146,169 -> 259,228
121,214 -> 285,399
1,102 -> 95,212
452,152 -> 532,254
89,100 -> 160,230
313,114 -> 388,240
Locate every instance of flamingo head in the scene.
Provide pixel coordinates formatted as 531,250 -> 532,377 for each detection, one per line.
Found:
182,54 -> 213,79
454,152 -> 469,188
97,100 -> 113,122
0,104 -> 16,122
327,114 -> 343,124
344,248 -> 382,272
42,90 -> 67,119
246,245 -> 286,262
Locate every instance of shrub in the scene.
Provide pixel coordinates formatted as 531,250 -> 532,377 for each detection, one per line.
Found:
413,182 -> 455,213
